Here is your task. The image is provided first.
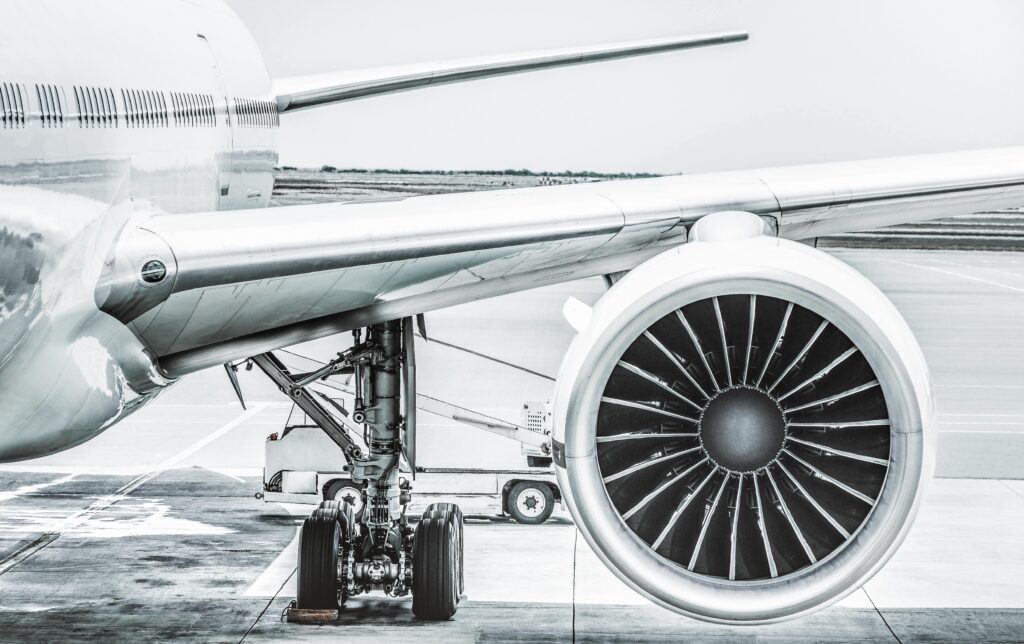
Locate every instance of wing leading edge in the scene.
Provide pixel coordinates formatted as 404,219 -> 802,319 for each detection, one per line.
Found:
273,31 -> 748,112
102,147 -> 1024,376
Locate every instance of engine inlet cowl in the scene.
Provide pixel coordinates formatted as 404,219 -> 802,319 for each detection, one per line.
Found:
553,235 -> 933,624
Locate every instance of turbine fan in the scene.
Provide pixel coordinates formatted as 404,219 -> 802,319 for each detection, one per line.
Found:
554,217 -> 933,624
598,294 -> 889,582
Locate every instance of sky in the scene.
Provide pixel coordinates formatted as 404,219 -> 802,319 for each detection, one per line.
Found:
227,0 -> 1024,174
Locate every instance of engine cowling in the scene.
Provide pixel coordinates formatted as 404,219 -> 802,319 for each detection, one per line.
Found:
553,213 -> 934,624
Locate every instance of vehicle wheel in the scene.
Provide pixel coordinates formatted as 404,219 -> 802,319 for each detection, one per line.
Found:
507,481 -> 554,525
426,504 -> 464,596
412,515 -> 459,620
323,478 -> 363,520
296,514 -> 340,609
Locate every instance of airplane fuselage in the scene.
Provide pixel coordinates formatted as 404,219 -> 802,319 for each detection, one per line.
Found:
0,0 -> 278,459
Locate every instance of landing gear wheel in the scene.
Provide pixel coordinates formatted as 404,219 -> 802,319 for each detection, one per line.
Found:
426,503 -> 464,596
508,481 -> 554,525
318,500 -> 355,536
296,514 -> 341,609
323,478 -> 364,521
412,512 -> 460,620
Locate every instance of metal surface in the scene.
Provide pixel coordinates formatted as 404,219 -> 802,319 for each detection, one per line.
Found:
402,318 -> 418,475
351,321 -> 405,523
0,2 -> 1020,464
250,352 -> 361,459
273,31 -> 748,112
0,9 -> 1011,618
553,220 -> 933,623
146,147 -> 1024,376
514,486 -> 548,519
592,295 -> 890,582
0,0 -> 277,461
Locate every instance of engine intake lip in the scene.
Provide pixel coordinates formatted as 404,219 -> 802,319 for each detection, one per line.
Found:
554,238 -> 933,624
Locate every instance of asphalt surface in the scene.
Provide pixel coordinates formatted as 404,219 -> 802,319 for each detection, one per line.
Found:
0,470 -> 1023,642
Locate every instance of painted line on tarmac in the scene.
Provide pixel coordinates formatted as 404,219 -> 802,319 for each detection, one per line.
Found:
244,526 -> 300,597
48,400 -> 269,535
887,258 -> 1024,294
936,384 -> 1024,389
0,533 -> 59,576
201,467 -> 246,483
938,427 -> 1024,431
940,413 -> 1024,418
152,402 -> 271,471
0,473 -> 76,504
0,404 -> 270,576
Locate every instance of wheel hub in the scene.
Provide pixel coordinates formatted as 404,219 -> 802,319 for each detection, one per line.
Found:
698,386 -> 785,472
517,489 -> 545,515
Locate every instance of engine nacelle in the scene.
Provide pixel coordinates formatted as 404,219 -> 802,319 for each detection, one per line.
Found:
553,213 -> 934,623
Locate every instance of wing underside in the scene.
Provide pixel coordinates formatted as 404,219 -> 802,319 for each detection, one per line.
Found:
101,147 -> 1024,376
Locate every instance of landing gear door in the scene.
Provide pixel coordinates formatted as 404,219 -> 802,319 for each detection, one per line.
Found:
402,317 -> 417,477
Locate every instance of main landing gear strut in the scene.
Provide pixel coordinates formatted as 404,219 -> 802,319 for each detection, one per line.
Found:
252,319 -> 464,620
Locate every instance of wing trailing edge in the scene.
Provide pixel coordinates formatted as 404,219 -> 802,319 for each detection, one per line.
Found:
273,30 -> 748,112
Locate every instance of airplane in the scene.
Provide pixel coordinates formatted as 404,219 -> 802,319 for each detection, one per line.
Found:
2,0 -> 1023,625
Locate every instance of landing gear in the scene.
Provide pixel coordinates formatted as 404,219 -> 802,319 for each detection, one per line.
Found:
297,513 -> 343,609
260,319 -> 464,620
424,502 -> 464,597
413,505 -> 463,620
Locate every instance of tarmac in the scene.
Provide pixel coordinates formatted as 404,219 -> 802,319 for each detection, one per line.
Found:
0,470 -> 1022,642
0,247 -> 1023,641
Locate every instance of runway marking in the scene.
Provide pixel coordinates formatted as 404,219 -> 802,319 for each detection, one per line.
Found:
243,526 -> 300,597
938,427 -> 1024,432
927,256 -> 1024,282
152,402 -> 271,471
1001,480 -> 1024,506
0,533 -> 59,576
0,404 -> 270,574
936,384 -> 1024,389
0,473 -> 76,504
940,413 -> 1024,417
49,403 -> 271,532
201,467 -> 246,483
136,401 -> 285,409
887,258 -> 1024,294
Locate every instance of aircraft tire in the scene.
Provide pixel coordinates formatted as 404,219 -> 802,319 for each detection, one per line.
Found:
412,515 -> 459,620
296,515 -> 341,609
425,504 -> 464,596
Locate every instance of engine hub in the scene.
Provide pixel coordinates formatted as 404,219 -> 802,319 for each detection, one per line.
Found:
699,386 -> 785,473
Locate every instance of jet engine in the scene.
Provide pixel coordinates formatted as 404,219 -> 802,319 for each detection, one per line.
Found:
553,212 -> 934,623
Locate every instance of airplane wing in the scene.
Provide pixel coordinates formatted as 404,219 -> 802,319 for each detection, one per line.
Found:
99,147 -> 1024,377
273,31 -> 748,111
